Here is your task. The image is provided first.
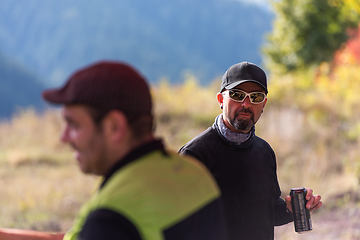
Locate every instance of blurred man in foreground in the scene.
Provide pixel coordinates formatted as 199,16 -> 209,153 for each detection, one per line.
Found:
179,61 -> 322,240
0,61 -> 228,240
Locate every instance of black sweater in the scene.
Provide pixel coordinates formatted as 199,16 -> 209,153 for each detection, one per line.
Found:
179,124 -> 293,240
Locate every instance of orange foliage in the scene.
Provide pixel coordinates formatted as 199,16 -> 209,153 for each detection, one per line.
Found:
333,24 -> 360,65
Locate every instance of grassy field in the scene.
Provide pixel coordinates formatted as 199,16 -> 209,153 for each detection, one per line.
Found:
0,109 -> 100,231
0,67 -> 360,239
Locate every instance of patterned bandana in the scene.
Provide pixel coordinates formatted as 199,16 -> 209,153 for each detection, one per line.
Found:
216,114 -> 254,145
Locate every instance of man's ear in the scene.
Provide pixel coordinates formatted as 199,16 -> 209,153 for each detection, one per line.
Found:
262,97 -> 268,111
102,110 -> 128,142
216,92 -> 224,109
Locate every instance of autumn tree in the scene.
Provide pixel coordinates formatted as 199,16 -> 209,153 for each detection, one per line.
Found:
263,0 -> 360,72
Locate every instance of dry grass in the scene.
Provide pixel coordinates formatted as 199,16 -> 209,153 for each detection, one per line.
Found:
0,164 -> 98,231
0,109 -> 100,231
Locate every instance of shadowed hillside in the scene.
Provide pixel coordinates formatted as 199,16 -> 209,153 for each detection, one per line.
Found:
0,0 -> 273,86
0,53 -> 45,118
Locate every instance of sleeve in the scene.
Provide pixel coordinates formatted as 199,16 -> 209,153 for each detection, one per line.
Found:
268,143 -> 293,226
78,209 -> 142,240
273,197 -> 293,226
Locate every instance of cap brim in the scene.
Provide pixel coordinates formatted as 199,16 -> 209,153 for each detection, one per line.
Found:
42,88 -> 71,105
224,80 -> 268,93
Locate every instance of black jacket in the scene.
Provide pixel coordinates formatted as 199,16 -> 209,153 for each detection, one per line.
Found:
179,123 -> 293,240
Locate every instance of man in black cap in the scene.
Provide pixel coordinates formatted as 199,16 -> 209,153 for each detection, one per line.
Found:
179,61 -> 322,240
0,61 -> 228,240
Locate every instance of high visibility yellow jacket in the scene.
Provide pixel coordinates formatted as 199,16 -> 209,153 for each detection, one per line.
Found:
64,140 -> 228,240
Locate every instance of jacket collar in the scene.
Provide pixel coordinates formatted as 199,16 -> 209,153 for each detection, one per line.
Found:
100,139 -> 167,189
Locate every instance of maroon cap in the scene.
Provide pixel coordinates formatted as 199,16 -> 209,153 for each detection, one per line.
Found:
42,61 -> 152,115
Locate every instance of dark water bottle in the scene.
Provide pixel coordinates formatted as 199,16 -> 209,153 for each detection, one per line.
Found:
290,187 -> 312,233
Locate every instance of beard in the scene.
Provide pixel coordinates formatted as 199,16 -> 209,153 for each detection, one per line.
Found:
229,108 -> 255,132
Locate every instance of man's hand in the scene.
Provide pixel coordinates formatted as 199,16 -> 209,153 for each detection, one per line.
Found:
285,188 -> 322,213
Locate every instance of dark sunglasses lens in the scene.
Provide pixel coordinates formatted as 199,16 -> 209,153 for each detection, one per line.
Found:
249,93 -> 265,103
229,90 -> 246,101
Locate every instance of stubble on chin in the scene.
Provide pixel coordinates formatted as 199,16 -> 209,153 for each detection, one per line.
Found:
231,118 -> 253,132
231,110 -> 255,132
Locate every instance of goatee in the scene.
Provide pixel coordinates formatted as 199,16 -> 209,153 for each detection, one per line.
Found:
231,108 -> 254,132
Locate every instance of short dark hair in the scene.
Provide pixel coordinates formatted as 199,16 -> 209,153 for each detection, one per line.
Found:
85,105 -> 154,139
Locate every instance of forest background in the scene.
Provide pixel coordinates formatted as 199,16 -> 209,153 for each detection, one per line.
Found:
1,0 -> 360,240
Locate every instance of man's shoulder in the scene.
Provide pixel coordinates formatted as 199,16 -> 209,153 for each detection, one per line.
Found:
178,126 -> 222,169
179,126 -> 219,152
253,135 -> 273,150
100,149 -> 221,206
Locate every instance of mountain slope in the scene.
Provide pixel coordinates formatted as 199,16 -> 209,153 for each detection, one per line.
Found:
0,0 -> 273,86
0,53 -> 45,118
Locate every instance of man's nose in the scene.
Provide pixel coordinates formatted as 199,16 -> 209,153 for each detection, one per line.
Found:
241,96 -> 252,108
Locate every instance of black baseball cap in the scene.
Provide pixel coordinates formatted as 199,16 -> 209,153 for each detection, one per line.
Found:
42,61 -> 152,115
220,62 -> 268,94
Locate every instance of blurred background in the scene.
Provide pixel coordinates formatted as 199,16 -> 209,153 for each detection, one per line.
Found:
0,0 -> 360,239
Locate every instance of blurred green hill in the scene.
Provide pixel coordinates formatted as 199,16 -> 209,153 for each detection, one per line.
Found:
0,52 -> 45,119
0,0 -> 273,87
